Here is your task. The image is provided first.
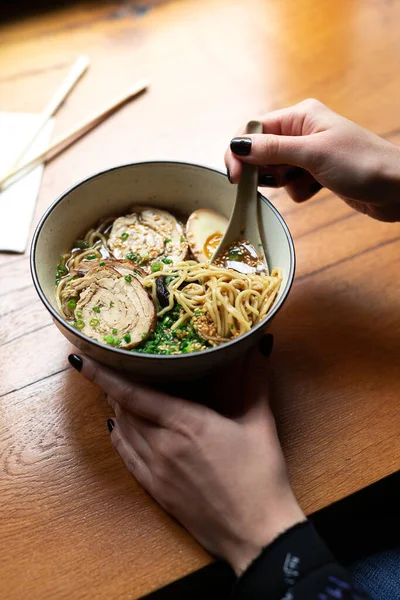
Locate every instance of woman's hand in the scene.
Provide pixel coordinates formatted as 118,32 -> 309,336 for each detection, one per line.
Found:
225,98 -> 400,222
68,343 -> 304,575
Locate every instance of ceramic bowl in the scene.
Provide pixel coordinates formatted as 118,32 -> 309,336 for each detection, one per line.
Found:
31,162 -> 295,383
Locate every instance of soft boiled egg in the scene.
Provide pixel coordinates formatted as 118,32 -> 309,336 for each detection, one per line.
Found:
186,209 -> 229,262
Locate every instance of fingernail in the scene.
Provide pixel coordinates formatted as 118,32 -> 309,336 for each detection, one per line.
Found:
68,354 -> 82,372
107,419 -> 114,433
310,181 -> 323,194
259,173 -> 277,187
230,137 -> 252,156
286,167 -> 304,182
227,168 -> 232,183
259,333 -> 274,357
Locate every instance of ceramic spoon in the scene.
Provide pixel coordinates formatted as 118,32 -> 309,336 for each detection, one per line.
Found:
210,120 -> 269,275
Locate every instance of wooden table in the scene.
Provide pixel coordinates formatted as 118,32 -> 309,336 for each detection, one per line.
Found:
1,1 -> 399,598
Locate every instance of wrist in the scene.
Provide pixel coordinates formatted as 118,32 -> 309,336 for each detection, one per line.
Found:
368,138 -> 400,221
227,495 -> 306,576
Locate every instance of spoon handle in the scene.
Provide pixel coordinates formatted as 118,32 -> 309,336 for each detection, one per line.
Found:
236,119 -> 263,224
210,119 -> 268,273
227,119 -> 264,242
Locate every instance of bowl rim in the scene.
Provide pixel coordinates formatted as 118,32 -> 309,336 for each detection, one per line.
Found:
30,160 -> 296,361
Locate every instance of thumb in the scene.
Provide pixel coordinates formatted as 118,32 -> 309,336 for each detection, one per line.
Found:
237,346 -> 274,428
230,133 -> 320,169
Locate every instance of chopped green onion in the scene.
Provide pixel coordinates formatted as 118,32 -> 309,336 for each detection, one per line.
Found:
114,338 -> 121,347
230,323 -> 234,329
110,301 -> 115,308
124,275 -> 132,283
258,243 -> 264,247
151,262 -> 163,273
123,333 -> 131,343
56,264 -> 68,275
165,238 -> 171,244
182,344 -> 195,353
126,253 -> 137,261
194,310 -> 202,316
73,319 -> 85,330
86,254 -> 97,260
104,335 -> 115,345
90,318 -> 100,327
161,257 -> 173,264
180,236 -> 185,243
76,310 -> 83,318
74,240 -> 89,249
93,306 -> 101,313
141,332 -> 147,339
67,298 -> 77,311
228,252 -> 241,261
99,261 -> 105,266
121,232 -> 129,240
112,329 -> 118,335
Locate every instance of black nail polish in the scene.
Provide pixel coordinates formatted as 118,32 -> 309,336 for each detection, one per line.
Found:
286,167 -> 304,182
259,174 -> 277,187
230,137 -> 252,156
68,354 -> 82,372
259,334 -> 274,357
310,181 -> 323,195
227,168 -> 232,183
107,419 -> 114,433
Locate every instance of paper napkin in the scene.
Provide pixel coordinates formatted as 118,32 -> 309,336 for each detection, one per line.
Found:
0,111 -> 54,253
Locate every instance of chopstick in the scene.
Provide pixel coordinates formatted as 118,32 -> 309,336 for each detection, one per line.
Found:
9,55 -> 90,171
0,79 -> 149,192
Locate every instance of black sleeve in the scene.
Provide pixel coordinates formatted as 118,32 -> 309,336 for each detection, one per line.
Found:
231,521 -> 370,600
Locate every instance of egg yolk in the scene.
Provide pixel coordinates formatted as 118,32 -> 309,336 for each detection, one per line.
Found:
204,232 -> 223,259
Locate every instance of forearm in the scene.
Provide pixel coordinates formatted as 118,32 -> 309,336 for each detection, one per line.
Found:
231,521 -> 370,600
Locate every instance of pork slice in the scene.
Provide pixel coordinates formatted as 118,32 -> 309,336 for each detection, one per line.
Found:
107,207 -> 189,272
61,265 -> 155,349
71,259 -> 146,280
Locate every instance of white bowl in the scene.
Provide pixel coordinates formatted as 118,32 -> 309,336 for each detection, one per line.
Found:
31,162 -> 295,382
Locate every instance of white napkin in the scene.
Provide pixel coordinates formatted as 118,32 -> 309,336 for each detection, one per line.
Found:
0,111 -> 54,253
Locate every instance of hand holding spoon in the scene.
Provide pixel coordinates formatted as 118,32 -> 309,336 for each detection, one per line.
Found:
210,120 -> 269,275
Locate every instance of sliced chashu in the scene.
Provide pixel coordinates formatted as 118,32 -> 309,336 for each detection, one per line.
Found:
61,265 -> 155,349
71,259 -> 147,280
107,206 -> 188,272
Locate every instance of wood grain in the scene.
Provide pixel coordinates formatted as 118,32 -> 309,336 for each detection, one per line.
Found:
1,1 -> 400,598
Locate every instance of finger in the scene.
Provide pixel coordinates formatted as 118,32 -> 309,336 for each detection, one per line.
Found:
110,420 -> 153,492
235,105 -> 308,138
285,174 -> 323,203
230,133 -> 321,170
255,165 -> 323,200
236,348 -> 274,428
73,354 -> 190,427
225,149 -> 243,184
211,354 -> 247,416
257,165 -> 308,188
113,402 -> 154,461
226,159 -> 308,187
257,99 -> 329,136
